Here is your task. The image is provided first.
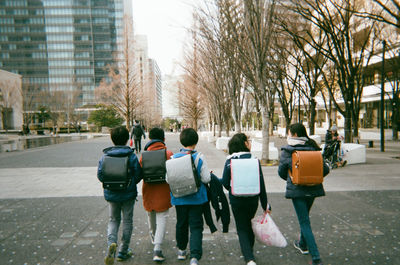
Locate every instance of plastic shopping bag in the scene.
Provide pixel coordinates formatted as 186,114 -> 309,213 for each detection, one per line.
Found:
251,213 -> 287,247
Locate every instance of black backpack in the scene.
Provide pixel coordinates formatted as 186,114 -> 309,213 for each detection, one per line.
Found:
141,149 -> 167,183
133,125 -> 143,138
101,155 -> 131,190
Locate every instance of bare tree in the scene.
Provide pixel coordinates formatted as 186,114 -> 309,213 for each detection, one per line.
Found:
177,74 -> 205,131
217,0 -> 276,161
22,83 -> 42,129
357,0 -> 400,29
270,38 -> 301,133
281,0 -> 381,142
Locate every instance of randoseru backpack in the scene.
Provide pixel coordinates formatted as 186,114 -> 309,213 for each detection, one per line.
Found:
166,152 -> 201,198
141,149 -> 167,183
289,150 -> 323,185
230,158 -> 260,196
101,155 -> 131,190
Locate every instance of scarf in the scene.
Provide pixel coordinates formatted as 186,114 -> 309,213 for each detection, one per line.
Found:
287,136 -> 308,146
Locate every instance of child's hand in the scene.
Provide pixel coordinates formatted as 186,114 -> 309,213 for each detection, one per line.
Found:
265,203 -> 272,214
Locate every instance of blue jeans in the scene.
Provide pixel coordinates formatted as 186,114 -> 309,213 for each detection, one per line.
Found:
292,197 -> 321,261
175,204 -> 203,260
107,199 -> 135,253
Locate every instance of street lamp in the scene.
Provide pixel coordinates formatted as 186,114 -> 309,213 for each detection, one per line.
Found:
380,40 -> 386,152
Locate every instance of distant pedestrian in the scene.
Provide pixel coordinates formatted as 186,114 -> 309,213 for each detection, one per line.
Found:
97,126 -> 142,265
221,133 -> 270,265
168,128 -> 211,265
278,123 -> 330,265
324,125 -> 346,168
139,127 -> 173,262
130,120 -> 146,153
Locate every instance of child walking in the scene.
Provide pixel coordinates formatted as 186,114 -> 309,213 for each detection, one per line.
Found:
169,128 -> 211,265
278,123 -> 329,265
97,126 -> 142,265
140,127 -> 173,262
221,133 -> 270,265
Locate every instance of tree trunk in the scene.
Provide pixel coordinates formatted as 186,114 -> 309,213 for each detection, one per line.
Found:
234,119 -> 241,133
392,103 -> 399,140
309,98 -> 316,135
353,114 -> 359,139
261,104 -> 270,162
344,108 -> 352,143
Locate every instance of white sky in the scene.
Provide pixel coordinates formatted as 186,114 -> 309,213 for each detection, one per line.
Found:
131,0 -> 194,76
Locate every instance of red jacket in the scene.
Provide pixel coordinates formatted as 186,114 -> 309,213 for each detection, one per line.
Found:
140,141 -> 173,212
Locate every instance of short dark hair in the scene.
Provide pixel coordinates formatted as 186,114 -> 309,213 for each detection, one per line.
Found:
180,128 -> 198,147
149,127 -> 165,141
110,126 -> 129,146
228,133 -> 250,154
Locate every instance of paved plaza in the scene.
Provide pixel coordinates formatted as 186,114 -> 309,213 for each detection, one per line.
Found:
0,133 -> 399,265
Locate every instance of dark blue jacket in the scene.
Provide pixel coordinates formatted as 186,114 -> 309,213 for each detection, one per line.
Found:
97,146 -> 142,202
278,144 -> 329,199
205,172 -> 230,233
221,152 -> 268,211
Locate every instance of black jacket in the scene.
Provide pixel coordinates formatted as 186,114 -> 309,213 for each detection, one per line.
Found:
278,143 -> 330,199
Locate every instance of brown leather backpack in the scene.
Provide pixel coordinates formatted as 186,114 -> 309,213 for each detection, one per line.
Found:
289,151 -> 323,185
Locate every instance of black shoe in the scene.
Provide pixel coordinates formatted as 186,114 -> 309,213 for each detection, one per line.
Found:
312,259 -> 323,265
293,240 -> 309,255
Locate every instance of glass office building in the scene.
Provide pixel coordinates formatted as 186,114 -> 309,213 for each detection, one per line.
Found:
0,0 -> 125,105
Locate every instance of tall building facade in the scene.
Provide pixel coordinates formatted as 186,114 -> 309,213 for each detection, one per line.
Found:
134,35 -> 162,127
0,0 -> 129,106
148,58 -> 162,124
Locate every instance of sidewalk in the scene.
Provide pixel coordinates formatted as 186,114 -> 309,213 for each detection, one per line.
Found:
0,133 -> 399,265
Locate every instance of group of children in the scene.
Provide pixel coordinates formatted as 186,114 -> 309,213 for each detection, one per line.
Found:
97,123 -> 326,265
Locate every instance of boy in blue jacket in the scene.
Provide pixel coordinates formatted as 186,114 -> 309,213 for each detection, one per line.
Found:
170,128 -> 211,265
97,126 -> 142,265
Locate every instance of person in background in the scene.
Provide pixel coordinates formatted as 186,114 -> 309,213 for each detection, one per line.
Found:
325,125 -> 346,167
130,120 -> 146,153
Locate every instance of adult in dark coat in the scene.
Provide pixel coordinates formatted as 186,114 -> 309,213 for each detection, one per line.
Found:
278,123 -> 329,265
130,120 -> 146,153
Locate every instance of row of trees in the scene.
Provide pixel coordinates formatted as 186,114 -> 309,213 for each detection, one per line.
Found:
179,0 -> 399,162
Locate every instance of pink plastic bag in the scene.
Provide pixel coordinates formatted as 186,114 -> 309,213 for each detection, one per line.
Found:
251,213 -> 287,247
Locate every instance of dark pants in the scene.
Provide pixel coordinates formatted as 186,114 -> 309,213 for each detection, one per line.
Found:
175,204 -> 204,260
292,197 -> 321,261
134,138 -> 142,153
231,200 -> 258,262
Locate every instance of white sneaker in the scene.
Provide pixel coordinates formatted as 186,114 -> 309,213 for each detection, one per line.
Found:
190,257 -> 199,265
177,249 -> 186,260
247,261 -> 257,265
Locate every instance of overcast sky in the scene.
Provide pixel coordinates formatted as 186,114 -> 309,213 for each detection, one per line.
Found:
131,0 -> 194,76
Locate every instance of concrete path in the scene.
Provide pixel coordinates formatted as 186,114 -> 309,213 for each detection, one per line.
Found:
0,133 -> 399,265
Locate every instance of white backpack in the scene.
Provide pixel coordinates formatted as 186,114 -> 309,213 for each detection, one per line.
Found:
230,158 -> 260,196
166,152 -> 201,198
